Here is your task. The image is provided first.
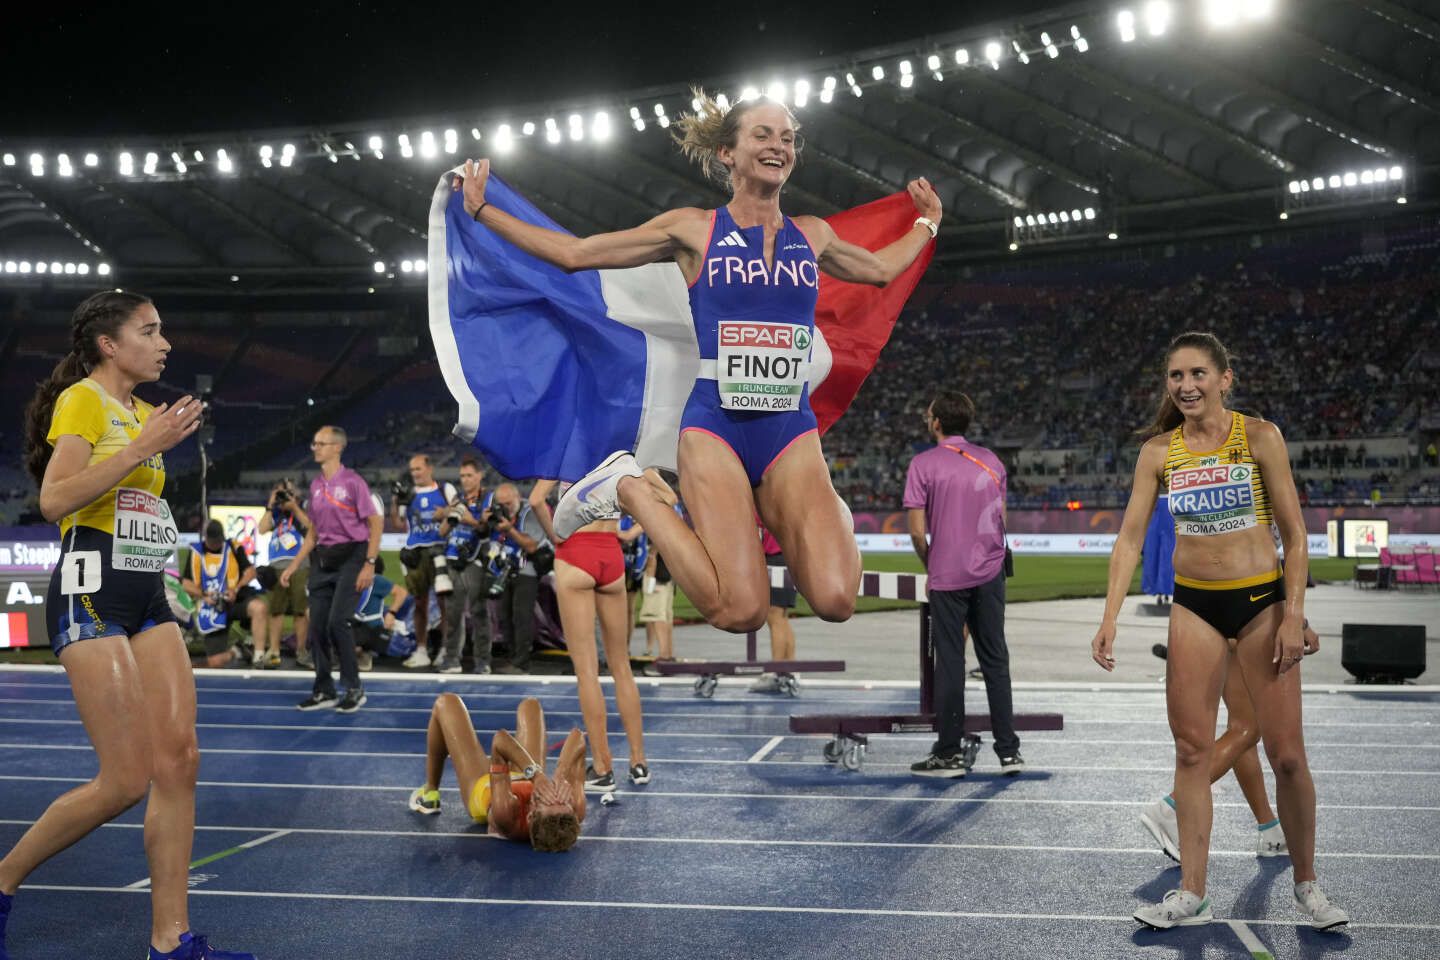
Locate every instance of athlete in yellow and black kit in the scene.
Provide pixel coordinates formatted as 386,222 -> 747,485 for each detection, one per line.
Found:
1091,331 -> 1349,933
8,291 -> 257,959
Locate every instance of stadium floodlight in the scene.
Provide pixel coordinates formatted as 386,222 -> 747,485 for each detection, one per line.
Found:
401,260 -> 413,273
85,152 -> 99,167
899,61 -> 913,87
57,154 -> 73,176
1017,51 -> 1030,65
35,262 -> 46,274
373,261 -> 385,273
716,93 -> 731,110
1117,10 -> 1137,42
955,47 -> 970,65
1072,25 -> 1082,38
143,152 -> 159,174
1389,165 -> 1403,180
470,127 -> 482,141
260,144 -> 274,159
1299,179 -> 1309,191
49,262 -> 61,274
1279,211 -> 1289,220
658,114 -> 670,128
984,41 -> 1002,65
568,114 -> 584,141
1311,176 -> 1324,190
871,65 -> 885,81
414,259 -> 426,274
2,261 -> 11,272
64,263 -> 76,274
1009,242 -> 1019,251
545,118 -> 561,144
1374,167 -> 1388,182
794,79 -> 810,107
740,86 -> 759,102
1025,215 -> 1036,226
282,143 -> 295,157
633,117 -> 646,131
593,112 -> 611,141
767,80 -> 787,102
1,153 -> 13,166
1014,216 -> 1023,227
1328,174 -> 1340,188
1244,0 -> 1273,19
119,152 -> 134,175
495,124 -> 515,153
1042,31 -> 1059,58
419,131 -> 437,158
29,152 -> 42,166
174,160 -> 188,174
820,87 -> 834,103
1071,209 -> 1082,221
630,106 -> 641,119
1204,0 -> 1239,27
1107,232 -> 1118,240
193,150 -> 203,162
1397,196 -> 1407,204
1084,207 -> 1096,219
19,262 -> 31,273
1144,0 -> 1171,36
1342,171 -> 1357,186
170,151 -> 182,165
1076,37 -> 1090,52
521,121 -> 535,136
444,127 -> 457,142
1360,169 -> 1374,184
1059,211 -> 1069,222
1288,180 -> 1301,194
368,134 -> 383,150
927,54 -> 940,71
77,263 -> 89,275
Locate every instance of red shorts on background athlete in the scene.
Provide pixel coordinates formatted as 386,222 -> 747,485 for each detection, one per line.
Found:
556,532 -> 625,585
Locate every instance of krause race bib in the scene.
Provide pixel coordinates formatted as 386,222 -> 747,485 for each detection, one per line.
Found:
717,320 -> 810,411
113,487 -> 180,572
1168,459 -> 1259,536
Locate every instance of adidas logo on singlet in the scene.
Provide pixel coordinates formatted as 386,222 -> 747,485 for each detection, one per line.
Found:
715,230 -> 748,248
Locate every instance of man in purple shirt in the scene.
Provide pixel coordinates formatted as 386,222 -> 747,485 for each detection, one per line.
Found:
281,425 -> 382,714
904,390 -> 1023,778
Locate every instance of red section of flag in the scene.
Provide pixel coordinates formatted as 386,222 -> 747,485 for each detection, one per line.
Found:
811,193 -> 936,435
1,612 -> 30,648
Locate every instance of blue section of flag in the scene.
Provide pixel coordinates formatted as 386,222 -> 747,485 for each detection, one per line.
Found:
443,176 -> 647,480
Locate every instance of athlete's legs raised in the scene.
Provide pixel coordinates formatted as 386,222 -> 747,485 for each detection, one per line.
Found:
1233,605 -> 1317,882
1165,603 -> 1229,898
553,560 -> 613,773
514,697 -> 547,772
596,574 -> 646,767
617,431 -> 769,633
0,635 -> 153,896
755,432 -> 860,622
130,623 -> 201,952
424,693 -> 487,800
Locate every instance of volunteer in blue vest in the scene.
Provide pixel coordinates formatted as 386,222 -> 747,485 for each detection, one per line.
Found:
352,556 -> 408,672
437,456 -> 493,673
452,91 -> 940,637
180,519 -> 269,669
282,425 -> 382,714
1091,331 -> 1348,932
258,478 -> 311,668
904,390 -> 1022,779
12,289 -> 254,959
392,454 -> 457,668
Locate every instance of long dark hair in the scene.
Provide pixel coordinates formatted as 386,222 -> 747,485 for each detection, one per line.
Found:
1139,331 -> 1233,437
23,290 -> 153,487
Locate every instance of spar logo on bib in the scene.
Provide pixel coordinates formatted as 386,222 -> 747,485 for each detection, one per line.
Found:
720,323 -> 802,350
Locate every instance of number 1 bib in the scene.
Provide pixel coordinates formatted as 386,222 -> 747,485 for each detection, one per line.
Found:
112,487 -> 180,572
716,320 -> 811,412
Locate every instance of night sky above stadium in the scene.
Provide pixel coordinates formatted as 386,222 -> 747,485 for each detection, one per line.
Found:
6,0 -> 1063,137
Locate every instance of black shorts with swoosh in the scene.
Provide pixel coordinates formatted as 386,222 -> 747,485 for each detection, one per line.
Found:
1172,569 -> 1284,640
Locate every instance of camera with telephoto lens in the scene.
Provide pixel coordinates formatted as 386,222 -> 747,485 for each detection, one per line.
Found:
391,474 -> 415,502
431,552 -> 454,595
481,498 -> 511,535
483,540 -> 518,597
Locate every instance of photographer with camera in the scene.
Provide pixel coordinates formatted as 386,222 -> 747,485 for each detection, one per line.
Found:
437,456 -> 492,674
487,483 -> 547,673
352,556 -> 409,672
181,519 -> 270,668
258,478 -> 310,668
391,454 -> 457,669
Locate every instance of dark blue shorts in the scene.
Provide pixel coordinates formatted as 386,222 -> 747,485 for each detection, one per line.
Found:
680,380 -> 818,487
46,526 -> 176,657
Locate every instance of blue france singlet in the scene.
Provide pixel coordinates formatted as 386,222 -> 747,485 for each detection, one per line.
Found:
681,208 -> 822,485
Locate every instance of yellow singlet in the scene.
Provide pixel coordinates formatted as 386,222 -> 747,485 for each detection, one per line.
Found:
1162,410 -> 1272,537
46,378 -> 165,536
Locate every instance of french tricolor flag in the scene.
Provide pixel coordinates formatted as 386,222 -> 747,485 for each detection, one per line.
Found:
428,170 -> 932,481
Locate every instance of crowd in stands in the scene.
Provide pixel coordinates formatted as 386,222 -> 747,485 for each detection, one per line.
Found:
5,222 -> 1438,523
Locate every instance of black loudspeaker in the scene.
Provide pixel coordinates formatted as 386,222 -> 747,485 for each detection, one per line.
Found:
1341,623 -> 1426,683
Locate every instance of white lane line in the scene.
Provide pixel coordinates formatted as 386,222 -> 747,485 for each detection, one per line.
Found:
125,829 -> 293,888
1227,919 -> 1273,957
6,741 -> 1440,777
18,884 -> 1440,930
0,775 -> 1435,810
747,737 -> 784,763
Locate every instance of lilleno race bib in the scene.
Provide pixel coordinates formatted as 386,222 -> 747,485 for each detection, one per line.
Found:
1168,460 -> 1259,536
113,487 -> 180,572
716,320 -> 810,412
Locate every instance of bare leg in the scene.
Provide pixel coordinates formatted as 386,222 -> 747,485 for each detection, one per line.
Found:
596,576 -> 646,767
554,560 -> 611,774
1234,606 -> 1318,882
247,598 -> 270,658
513,697 -> 546,773
1165,604 -> 1229,898
655,617 -> 673,659
0,636 -> 153,895
616,432 -> 769,632
267,614 -> 284,655
1216,654 -> 1275,823
755,433 -> 861,623
424,693 -> 487,801
553,729 -> 589,822
131,624 -> 201,953
766,606 -> 795,660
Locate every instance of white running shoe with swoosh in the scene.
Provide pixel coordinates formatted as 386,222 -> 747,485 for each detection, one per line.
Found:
554,451 -> 643,540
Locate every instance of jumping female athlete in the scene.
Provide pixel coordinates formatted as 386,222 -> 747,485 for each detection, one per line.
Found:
12,291 -> 255,958
452,91 -> 941,634
1091,331 -> 1348,932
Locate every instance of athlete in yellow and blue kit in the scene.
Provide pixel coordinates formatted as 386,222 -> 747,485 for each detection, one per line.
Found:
1091,331 -> 1349,933
6,290 -> 255,959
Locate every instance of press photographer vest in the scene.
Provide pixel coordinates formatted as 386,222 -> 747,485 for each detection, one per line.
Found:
404,483 -> 455,547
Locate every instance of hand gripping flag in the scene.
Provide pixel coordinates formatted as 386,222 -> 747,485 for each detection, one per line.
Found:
428,170 -> 934,481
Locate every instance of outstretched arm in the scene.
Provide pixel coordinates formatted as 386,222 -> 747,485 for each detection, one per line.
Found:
454,159 -> 707,273
801,178 -> 942,287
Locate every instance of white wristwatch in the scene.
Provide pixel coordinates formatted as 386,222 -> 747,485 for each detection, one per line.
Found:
914,217 -> 939,239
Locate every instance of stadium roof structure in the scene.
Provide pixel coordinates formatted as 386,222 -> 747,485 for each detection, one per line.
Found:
1,0 -> 1437,301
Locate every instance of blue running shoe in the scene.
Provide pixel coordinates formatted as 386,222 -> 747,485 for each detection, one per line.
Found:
1,890 -> 13,960
149,931 -> 257,959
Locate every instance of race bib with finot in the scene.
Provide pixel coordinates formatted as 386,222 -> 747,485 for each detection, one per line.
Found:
1168,460 -> 1259,536
716,320 -> 811,412
112,487 -> 180,572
